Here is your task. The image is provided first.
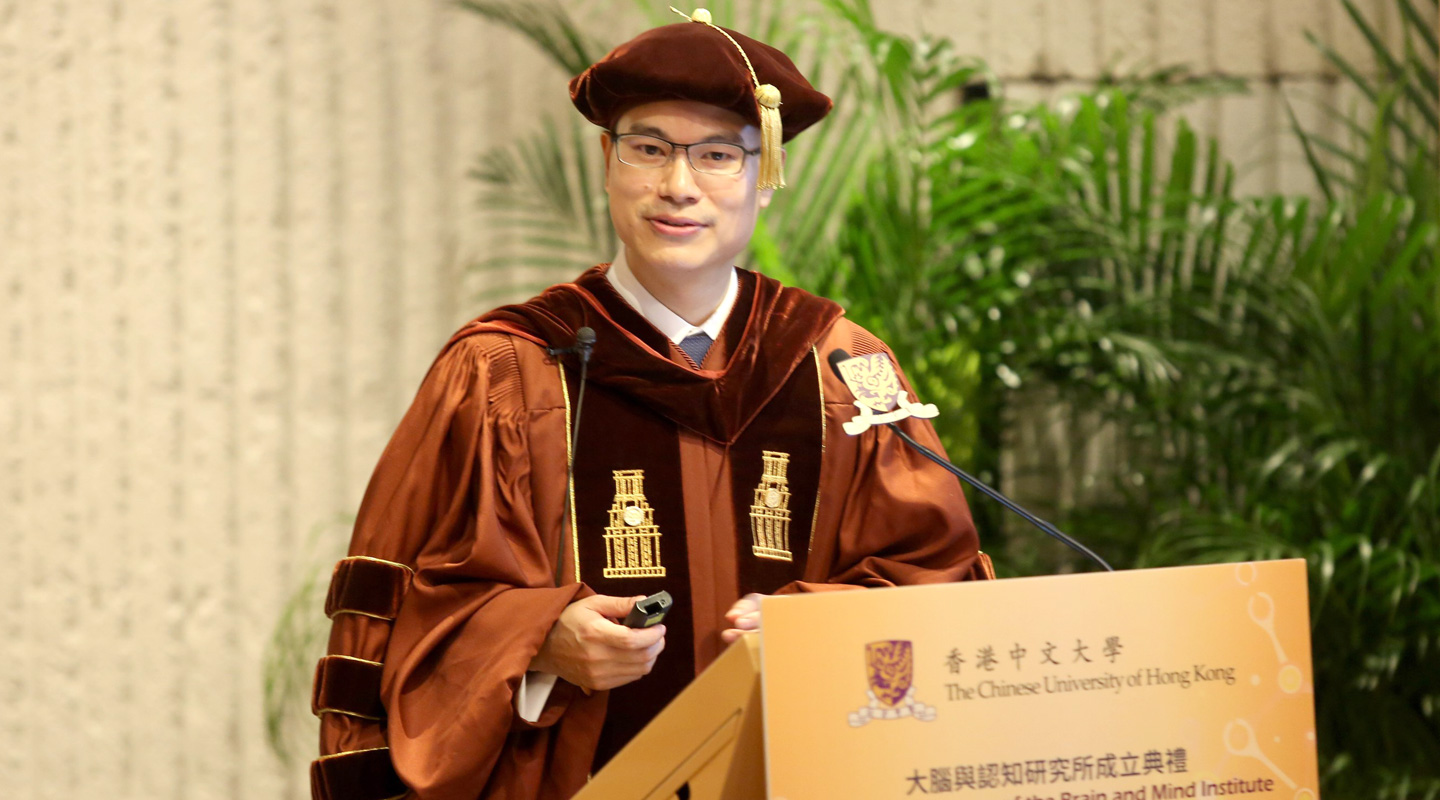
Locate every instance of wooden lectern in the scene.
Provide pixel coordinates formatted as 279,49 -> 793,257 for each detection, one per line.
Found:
574,635 -> 764,800
578,561 -> 1321,800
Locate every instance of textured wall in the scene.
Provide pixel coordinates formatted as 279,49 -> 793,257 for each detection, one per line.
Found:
923,0 -> 1400,197
1,1 -> 569,797
0,1 -> 1408,797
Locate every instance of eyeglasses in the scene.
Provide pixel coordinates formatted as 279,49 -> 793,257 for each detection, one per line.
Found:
609,132 -> 760,177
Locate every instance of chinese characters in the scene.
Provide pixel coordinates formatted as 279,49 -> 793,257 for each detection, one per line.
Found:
904,748 -> 1189,794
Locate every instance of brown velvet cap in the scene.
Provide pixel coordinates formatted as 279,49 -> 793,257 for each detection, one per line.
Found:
568,20 -> 832,143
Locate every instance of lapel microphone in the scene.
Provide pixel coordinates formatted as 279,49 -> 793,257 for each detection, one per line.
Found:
826,348 -> 1113,572
547,327 -> 597,362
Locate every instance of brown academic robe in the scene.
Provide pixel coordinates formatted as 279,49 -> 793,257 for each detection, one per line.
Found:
311,266 -> 984,800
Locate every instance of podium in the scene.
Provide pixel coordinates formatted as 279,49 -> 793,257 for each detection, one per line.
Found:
574,635 -> 765,800
578,560 -> 1321,800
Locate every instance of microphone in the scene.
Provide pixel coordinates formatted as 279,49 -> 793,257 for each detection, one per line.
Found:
547,326 -> 597,360
826,348 -> 1113,572
575,326 -> 596,363
550,327 -> 597,585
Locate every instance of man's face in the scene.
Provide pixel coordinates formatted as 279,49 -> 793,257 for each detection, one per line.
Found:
602,100 -> 775,285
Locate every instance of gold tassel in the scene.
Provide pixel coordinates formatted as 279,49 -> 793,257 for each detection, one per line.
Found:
754,84 -> 785,190
671,7 -> 786,190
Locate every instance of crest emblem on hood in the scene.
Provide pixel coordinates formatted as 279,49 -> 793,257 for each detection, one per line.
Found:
834,353 -> 940,435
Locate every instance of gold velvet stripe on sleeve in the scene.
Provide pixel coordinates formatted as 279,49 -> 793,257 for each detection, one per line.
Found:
310,747 -> 409,800
971,551 -> 997,580
311,655 -> 386,721
324,556 -> 414,621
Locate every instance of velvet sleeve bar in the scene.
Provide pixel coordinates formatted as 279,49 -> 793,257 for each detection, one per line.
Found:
316,332 -> 604,800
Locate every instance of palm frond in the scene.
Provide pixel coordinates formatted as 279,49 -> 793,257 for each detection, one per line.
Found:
469,114 -> 614,295
456,0 -> 609,76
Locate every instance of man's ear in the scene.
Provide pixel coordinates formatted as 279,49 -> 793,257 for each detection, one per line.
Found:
757,148 -> 786,209
600,131 -> 613,188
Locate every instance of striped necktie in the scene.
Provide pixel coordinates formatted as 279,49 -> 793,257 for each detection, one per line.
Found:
678,332 -> 713,366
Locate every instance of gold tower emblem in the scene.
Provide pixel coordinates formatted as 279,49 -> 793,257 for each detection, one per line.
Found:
750,451 -> 793,561
603,470 -> 666,579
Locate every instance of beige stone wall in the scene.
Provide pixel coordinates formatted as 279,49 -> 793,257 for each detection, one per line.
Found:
0,1 -> 1411,797
925,0 -> 1405,197
1,2 -> 570,796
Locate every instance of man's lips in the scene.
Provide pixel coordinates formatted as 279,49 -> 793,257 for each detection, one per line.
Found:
646,216 -> 708,236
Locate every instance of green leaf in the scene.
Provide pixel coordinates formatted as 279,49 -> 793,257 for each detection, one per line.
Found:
456,0 -> 610,76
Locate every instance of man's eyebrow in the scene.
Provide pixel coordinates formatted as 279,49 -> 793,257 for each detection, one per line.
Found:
621,123 -> 747,146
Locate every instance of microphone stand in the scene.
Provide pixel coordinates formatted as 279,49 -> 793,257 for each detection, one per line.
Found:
886,422 -> 1113,572
826,346 -> 1112,572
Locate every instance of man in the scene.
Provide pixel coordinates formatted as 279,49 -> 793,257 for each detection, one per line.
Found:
309,10 -> 988,800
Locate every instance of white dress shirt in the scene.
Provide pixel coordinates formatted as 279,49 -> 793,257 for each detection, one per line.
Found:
605,246 -> 739,346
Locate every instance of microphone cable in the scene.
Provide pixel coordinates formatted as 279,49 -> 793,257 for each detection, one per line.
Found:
886,422 -> 1113,571
827,348 -> 1113,572
548,327 -> 596,586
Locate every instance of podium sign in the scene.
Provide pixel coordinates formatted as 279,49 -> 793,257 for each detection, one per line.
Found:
761,561 -> 1319,800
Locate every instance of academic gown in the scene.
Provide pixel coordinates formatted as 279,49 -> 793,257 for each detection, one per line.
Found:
311,265 -> 985,800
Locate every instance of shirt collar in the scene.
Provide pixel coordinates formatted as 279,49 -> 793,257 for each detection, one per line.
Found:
605,247 -> 739,345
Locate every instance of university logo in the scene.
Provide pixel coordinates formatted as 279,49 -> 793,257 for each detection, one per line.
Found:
838,353 -> 902,413
834,353 -> 940,435
848,640 -> 937,726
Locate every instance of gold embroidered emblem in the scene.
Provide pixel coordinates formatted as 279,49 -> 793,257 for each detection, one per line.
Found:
750,451 -> 793,561
603,470 -> 666,579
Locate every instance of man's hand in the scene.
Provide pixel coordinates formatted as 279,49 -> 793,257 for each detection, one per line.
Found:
531,594 -> 667,692
720,592 -> 764,643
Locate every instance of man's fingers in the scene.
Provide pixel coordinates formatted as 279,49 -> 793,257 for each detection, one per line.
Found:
731,612 -> 759,630
722,594 -> 764,645
584,593 -> 645,620
724,593 -> 763,623
629,623 -> 666,647
586,618 -> 666,650
538,595 -> 669,692
586,635 -> 667,689
601,629 -> 666,659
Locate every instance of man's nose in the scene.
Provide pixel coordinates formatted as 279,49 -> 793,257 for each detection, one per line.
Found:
656,150 -> 701,204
